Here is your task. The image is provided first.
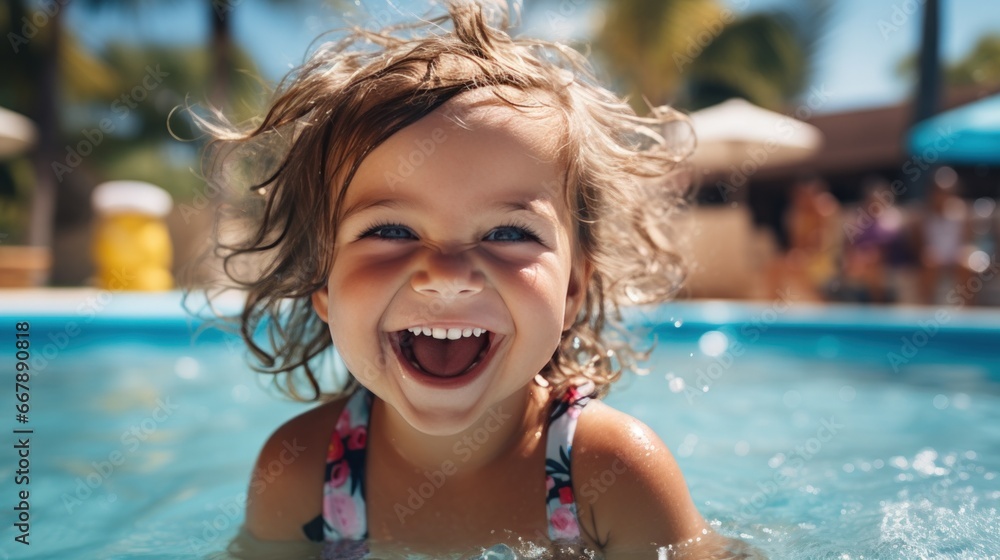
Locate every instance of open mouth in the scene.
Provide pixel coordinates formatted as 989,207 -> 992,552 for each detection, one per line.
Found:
392,327 -> 494,380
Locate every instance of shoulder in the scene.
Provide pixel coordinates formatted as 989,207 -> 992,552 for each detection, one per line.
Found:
243,394 -> 351,541
571,399 -> 708,552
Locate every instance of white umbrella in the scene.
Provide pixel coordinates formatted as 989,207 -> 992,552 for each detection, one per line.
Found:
0,105 -> 38,159
687,98 -> 823,173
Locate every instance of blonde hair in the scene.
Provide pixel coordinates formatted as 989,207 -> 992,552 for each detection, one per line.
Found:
197,1 -> 691,401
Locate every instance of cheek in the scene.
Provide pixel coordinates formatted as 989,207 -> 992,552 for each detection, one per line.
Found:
506,259 -> 570,329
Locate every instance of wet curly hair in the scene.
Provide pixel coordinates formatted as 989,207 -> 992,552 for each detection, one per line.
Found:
195,0 -> 692,402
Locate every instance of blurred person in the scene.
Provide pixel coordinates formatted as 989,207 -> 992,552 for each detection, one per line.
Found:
839,177 -> 905,303
771,176 -> 842,301
917,167 -> 973,305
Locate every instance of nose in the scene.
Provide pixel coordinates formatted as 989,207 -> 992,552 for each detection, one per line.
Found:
410,247 -> 484,299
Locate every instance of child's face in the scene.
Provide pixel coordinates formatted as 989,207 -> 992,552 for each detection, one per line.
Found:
311,90 -> 588,435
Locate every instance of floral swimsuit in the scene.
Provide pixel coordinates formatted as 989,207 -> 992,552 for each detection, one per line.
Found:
302,385 -> 594,555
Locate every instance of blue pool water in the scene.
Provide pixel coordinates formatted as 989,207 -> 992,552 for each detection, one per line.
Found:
0,292 -> 998,559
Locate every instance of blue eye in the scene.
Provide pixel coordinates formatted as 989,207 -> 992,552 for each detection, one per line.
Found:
358,223 -> 415,240
484,225 -> 541,243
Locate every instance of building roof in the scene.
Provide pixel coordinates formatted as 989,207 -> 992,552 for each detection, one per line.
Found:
755,85 -> 1000,181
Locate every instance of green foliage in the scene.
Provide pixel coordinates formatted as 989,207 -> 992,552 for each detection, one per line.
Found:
685,13 -> 807,110
595,0 -> 727,107
896,34 -> 1000,87
64,41 -> 267,201
593,0 -> 830,111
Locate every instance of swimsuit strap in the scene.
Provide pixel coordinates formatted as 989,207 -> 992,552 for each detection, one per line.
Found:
322,387 -> 373,541
544,383 -> 594,542
316,384 -> 594,545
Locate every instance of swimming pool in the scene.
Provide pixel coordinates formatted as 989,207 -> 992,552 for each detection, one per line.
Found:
1,291 -> 997,559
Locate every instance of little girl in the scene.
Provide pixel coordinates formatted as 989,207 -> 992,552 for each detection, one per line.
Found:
202,2 -> 716,558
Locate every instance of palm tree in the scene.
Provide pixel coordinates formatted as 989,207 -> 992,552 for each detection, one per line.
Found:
682,12 -> 807,111
595,0 -> 727,108
913,0 -> 940,201
593,0 -> 832,112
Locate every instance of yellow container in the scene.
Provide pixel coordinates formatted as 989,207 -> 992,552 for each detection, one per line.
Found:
91,181 -> 174,291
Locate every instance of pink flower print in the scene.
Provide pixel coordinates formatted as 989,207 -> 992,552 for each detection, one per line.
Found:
347,426 -> 367,450
568,405 -> 581,419
336,410 -> 352,434
549,505 -> 580,539
326,493 -> 361,537
329,461 -> 349,488
546,476 -> 555,492
559,486 -> 574,505
327,435 -> 344,462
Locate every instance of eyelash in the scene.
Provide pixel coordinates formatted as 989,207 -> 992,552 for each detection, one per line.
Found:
493,221 -> 543,243
356,221 -> 543,243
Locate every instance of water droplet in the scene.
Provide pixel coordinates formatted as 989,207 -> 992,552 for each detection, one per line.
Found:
674,319 -> 683,328
952,393 -> 971,410
698,331 -> 728,357
843,463 -> 855,473
668,376 -> 685,393
175,356 -> 200,379
933,394 -> 949,409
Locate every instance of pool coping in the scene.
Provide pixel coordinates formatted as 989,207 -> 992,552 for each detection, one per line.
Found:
1,289 -> 998,331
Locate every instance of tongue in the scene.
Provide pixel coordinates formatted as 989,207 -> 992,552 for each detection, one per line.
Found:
410,334 -> 486,378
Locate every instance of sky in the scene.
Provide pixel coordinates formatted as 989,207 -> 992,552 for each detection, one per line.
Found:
62,0 -> 1000,115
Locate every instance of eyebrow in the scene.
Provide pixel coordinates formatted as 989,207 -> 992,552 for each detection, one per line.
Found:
340,195 -> 555,220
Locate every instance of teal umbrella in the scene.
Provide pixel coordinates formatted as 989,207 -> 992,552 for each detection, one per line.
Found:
908,93 -> 1000,164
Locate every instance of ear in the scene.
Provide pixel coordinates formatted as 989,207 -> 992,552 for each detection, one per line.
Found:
311,285 -> 331,323
563,259 -> 593,331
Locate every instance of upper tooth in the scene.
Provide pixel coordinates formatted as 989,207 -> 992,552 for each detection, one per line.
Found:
408,327 -> 487,338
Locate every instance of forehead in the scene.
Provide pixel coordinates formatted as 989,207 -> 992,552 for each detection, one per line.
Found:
343,88 -> 569,212
436,87 -> 567,158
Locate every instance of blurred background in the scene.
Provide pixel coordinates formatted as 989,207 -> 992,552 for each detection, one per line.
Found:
1,0 -> 998,306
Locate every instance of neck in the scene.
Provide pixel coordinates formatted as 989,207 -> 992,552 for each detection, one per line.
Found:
372,384 -> 550,474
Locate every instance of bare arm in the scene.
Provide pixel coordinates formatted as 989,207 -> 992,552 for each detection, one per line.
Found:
572,401 -> 709,557
243,399 -> 345,541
